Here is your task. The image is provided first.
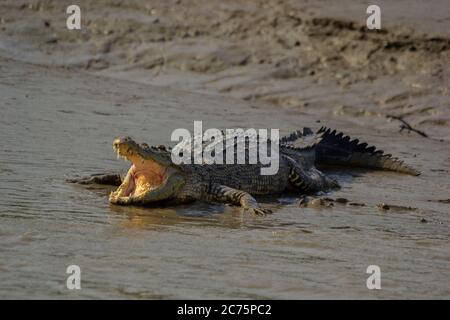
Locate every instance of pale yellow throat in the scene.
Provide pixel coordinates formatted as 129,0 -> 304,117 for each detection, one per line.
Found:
128,155 -> 167,197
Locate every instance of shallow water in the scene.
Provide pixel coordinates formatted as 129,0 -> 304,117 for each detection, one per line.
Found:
0,57 -> 449,299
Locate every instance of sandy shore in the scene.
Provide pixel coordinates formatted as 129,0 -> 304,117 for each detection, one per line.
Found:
1,0 -> 449,139
1,53 -> 449,299
0,0 -> 449,299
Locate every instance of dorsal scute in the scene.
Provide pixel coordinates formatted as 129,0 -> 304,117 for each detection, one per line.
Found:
315,126 -> 420,175
280,127 -> 323,151
171,129 -> 280,164
318,127 -> 383,155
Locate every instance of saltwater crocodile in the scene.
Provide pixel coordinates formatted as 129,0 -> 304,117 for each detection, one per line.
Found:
69,127 -> 419,215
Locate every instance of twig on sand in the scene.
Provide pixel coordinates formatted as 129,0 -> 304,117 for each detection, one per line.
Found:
154,46 -> 167,78
386,114 -> 429,138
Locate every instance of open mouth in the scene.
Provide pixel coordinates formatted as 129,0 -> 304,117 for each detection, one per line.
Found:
111,138 -> 167,198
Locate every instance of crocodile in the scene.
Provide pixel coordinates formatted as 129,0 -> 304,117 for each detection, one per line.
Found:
68,127 -> 420,215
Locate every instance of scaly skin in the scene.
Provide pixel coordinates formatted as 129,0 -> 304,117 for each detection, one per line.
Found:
68,127 -> 419,215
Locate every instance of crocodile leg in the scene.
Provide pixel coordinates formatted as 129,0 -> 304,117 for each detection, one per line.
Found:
206,184 -> 272,216
288,163 -> 339,193
66,172 -> 122,185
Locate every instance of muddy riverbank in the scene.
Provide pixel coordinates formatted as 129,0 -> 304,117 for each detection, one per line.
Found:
0,0 -> 449,299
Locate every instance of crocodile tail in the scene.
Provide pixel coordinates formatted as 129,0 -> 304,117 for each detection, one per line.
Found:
315,127 -> 420,176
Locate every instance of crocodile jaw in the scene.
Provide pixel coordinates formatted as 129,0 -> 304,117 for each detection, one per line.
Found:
112,138 -> 168,198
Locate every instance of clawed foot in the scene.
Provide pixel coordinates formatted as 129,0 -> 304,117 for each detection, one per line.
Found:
243,205 -> 272,216
109,192 -> 131,205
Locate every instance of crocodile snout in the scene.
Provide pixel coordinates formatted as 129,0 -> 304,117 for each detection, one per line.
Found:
113,136 -> 134,149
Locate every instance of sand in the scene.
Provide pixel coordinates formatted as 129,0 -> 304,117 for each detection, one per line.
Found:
0,0 -> 449,299
1,0 -> 449,138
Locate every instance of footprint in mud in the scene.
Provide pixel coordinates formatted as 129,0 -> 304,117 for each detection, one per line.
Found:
298,196 -> 423,212
298,196 -> 336,208
92,110 -> 113,116
426,199 -> 450,204
298,196 -> 362,208
298,196 -> 333,208
376,202 -> 418,212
